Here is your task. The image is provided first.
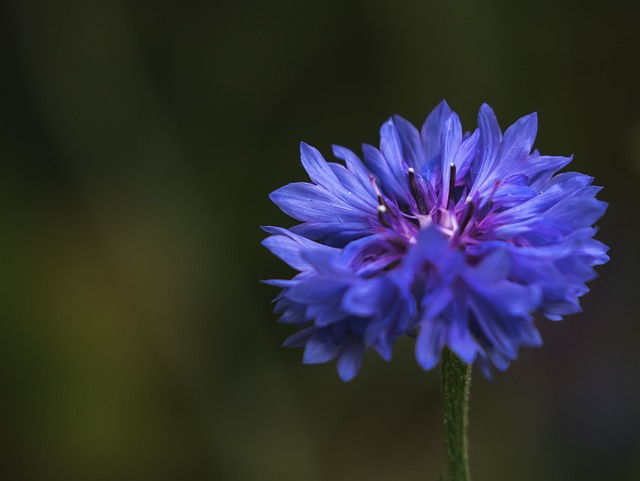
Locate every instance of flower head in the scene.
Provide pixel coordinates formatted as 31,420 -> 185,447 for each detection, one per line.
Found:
263,101 -> 609,381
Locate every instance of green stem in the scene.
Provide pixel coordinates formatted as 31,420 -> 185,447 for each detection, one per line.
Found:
441,349 -> 472,481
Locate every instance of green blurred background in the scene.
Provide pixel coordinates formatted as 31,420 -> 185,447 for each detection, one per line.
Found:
1,1 -> 638,480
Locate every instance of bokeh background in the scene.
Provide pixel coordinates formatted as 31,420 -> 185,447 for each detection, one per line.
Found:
1,1 -> 639,480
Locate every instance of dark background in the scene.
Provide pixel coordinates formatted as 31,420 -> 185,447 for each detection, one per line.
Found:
1,1 -> 638,480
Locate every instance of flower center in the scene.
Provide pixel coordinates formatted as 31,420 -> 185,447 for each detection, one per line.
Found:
373,166 -> 483,248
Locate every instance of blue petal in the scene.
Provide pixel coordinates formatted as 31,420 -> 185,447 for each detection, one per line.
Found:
341,279 -> 384,317
363,122 -> 412,203
300,248 -> 349,276
337,340 -> 365,381
261,227 -> 335,271
331,144 -> 373,191
306,303 -> 347,327
303,334 -> 342,364
471,103 -> 502,193
300,142 -> 341,190
373,340 -> 393,362
481,177 -> 605,238
393,114 -> 425,169
262,279 -> 298,288
490,180 -> 536,208
399,226 -> 463,278
467,301 -> 518,360
493,112 -> 538,178
469,109 -> 538,198
421,286 -> 453,320
282,327 -> 315,347
291,222 -> 375,246
473,248 -> 512,282
545,196 -> 608,229
270,182 -> 366,222
469,279 -> 540,318
475,354 -> 495,381
525,155 -> 573,187
380,119 -> 405,173
328,162 -> 377,209
447,321 -> 478,364
278,305 -> 308,324
421,100 -> 453,163
416,321 -> 447,370
287,279 -> 346,304
486,346 -> 512,371
454,129 -> 480,179
440,112 -> 463,204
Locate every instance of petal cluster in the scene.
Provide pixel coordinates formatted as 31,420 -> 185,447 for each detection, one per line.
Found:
263,101 -> 609,381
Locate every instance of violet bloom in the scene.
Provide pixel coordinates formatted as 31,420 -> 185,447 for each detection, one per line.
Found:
263,101 -> 608,381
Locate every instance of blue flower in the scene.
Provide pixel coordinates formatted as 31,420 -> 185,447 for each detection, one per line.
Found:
263,101 -> 609,381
